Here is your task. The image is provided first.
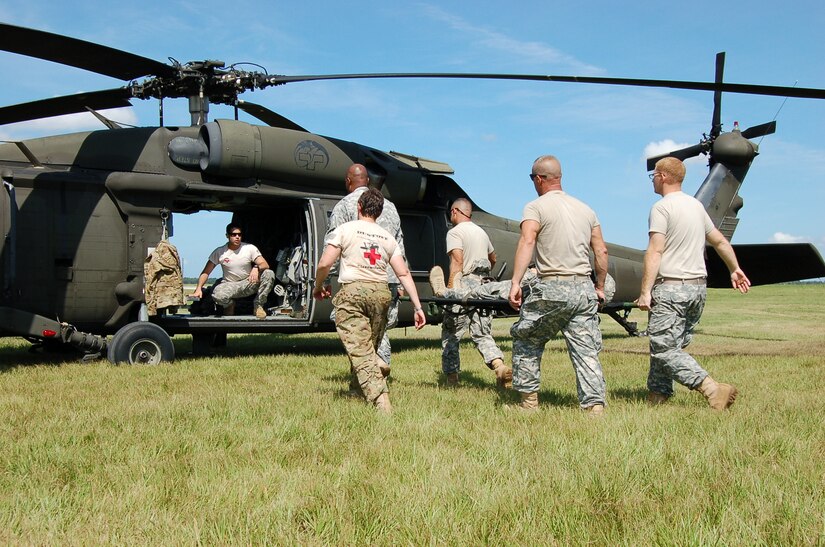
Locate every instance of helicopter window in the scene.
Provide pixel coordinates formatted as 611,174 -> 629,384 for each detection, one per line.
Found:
399,214 -> 435,273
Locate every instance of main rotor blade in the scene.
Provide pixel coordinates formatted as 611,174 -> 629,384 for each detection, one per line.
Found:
235,100 -> 307,132
711,52 -> 725,138
0,23 -> 176,80
646,143 -> 707,171
0,88 -> 132,126
268,73 -> 825,100
741,121 -> 777,139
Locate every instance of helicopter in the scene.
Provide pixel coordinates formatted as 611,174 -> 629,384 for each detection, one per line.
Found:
1,23 -> 824,364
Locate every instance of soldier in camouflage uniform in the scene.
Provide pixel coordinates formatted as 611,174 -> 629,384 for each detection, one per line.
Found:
636,157 -> 750,410
314,188 -> 426,414
508,155 -> 609,413
431,267 -> 617,306
325,163 -> 406,376
439,198 -> 511,387
431,266 -> 538,301
192,223 -> 275,319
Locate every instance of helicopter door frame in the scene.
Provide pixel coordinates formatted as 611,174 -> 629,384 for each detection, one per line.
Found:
1,180 -> 16,295
307,197 -> 337,327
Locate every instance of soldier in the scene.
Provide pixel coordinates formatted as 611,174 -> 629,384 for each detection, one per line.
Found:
314,188 -> 426,413
192,223 -> 275,319
431,266 -> 616,306
431,266 -> 543,301
326,163 -> 406,377
508,155 -> 609,414
436,198 -> 511,387
636,157 -> 750,410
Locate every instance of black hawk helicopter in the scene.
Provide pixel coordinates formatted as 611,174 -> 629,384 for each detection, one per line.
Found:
1,23 -> 824,364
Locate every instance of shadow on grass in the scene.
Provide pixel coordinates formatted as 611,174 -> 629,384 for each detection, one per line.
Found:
0,343 -> 89,372
2,326 -> 642,373
608,386 -> 649,403
175,332 -> 446,359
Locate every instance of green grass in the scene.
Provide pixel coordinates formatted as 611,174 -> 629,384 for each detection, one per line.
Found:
1,284 -> 823,544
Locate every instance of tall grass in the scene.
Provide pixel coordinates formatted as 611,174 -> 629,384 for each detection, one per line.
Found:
1,284 -> 823,544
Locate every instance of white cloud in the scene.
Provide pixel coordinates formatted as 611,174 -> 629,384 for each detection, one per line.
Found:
643,140 -> 707,167
770,232 -> 808,243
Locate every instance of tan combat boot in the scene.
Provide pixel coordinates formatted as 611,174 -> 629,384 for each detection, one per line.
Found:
519,391 -> 539,411
489,358 -> 513,389
647,392 -> 670,405
696,376 -> 738,410
254,305 -> 267,319
446,372 -> 459,386
374,393 -> 392,414
429,266 -> 447,296
586,404 -> 605,417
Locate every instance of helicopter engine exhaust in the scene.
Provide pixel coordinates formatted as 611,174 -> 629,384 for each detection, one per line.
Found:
191,119 -> 428,204
198,119 -> 361,185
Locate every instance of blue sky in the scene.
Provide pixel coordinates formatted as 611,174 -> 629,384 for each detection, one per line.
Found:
2,0 -> 823,277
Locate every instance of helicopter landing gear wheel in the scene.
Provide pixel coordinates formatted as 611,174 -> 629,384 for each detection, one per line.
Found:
107,322 -> 174,365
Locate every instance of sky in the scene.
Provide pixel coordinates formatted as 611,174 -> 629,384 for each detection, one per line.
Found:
2,0 -> 824,277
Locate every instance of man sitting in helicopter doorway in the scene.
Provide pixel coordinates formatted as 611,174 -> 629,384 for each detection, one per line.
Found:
191,223 -> 276,319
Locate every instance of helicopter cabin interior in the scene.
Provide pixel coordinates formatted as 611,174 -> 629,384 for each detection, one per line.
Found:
153,191 -> 445,340
155,195 -> 334,335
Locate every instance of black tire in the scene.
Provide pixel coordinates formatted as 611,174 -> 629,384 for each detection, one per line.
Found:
107,322 -> 174,365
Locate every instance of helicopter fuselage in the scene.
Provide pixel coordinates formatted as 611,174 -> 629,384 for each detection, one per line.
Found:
1,120 -> 823,359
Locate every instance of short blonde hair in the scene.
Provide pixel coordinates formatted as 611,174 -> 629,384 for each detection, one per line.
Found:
655,157 -> 686,183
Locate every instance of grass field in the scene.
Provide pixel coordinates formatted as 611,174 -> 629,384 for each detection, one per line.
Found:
1,284 -> 823,544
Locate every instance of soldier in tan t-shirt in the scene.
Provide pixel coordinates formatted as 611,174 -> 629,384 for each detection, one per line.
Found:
637,157 -> 750,411
508,155 -> 609,414
436,198 -> 510,387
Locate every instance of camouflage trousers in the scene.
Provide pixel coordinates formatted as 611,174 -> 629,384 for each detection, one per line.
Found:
510,279 -> 606,408
333,281 -> 391,403
331,283 -> 398,367
441,273 -> 504,374
647,283 -> 708,396
211,269 -> 275,309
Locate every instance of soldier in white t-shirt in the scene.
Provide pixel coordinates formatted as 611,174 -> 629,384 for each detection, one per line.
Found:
314,188 -> 426,414
192,223 -> 275,319
636,157 -> 750,410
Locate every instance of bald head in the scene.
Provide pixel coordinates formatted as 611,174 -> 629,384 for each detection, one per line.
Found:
345,163 -> 369,193
531,155 -> 563,195
532,155 -> 562,178
450,197 -> 473,223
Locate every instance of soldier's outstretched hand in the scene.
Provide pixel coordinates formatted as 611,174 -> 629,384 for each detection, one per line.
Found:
731,269 -> 751,294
